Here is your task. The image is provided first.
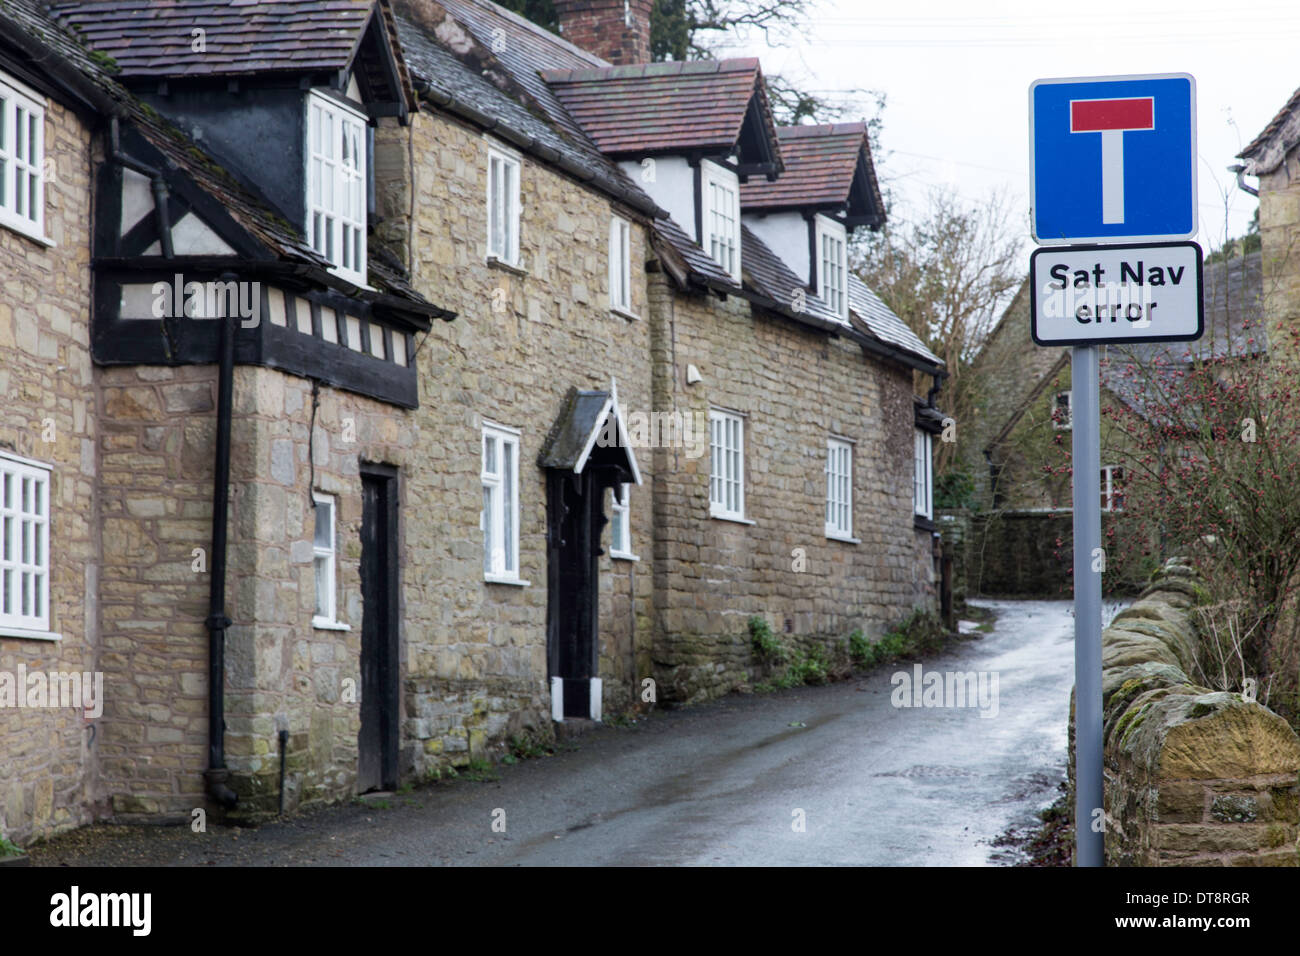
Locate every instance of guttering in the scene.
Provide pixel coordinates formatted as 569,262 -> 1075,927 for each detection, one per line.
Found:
411,75 -> 667,220
1227,163 -> 1259,198
203,272 -> 239,811
849,326 -> 946,377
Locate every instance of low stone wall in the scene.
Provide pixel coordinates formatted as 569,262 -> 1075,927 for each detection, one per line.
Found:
1080,562 -> 1300,866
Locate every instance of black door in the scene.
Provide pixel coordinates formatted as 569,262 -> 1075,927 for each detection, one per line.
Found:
547,470 -> 606,718
358,465 -> 399,792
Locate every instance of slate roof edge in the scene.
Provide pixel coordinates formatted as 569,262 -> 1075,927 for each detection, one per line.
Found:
411,74 -> 667,220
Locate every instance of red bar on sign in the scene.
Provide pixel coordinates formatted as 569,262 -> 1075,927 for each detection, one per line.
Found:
1070,97 -> 1154,133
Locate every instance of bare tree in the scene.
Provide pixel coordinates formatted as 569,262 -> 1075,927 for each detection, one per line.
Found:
851,187 -> 1023,472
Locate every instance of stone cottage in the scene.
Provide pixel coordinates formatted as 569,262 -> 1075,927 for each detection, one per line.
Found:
0,0 -> 943,845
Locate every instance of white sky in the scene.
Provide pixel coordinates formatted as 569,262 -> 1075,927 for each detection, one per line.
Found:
721,0 -> 1300,254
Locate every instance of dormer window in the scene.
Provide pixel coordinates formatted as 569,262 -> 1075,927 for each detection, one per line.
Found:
307,91 -> 367,285
816,215 -> 847,318
701,160 -> 741,282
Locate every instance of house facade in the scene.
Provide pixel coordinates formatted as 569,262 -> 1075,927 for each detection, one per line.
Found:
1,0 -> 942,845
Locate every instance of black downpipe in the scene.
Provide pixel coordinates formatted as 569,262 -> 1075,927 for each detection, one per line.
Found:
278,728 -> 289,815
204,274 -> 239,810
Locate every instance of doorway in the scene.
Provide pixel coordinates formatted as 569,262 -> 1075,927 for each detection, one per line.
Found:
358,464 -> 399,792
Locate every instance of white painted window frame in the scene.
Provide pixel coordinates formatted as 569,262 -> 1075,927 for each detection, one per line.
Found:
1054,390 -> 1073,430
709,408 -> 748,522
815,214 -> 848,319
482,422 -> 526,584
312,492 -> 346,629
487,147 -> 521,267
306,90 -> 368,286
825,436 -> 855,541
609,215 -> 632,314
609,482 -> 638,560
1101,465 -> 1126,513
914,429 -> 933,520
701,159 -> 741,282
0,72 -> 47,243
0,451 -> 54,639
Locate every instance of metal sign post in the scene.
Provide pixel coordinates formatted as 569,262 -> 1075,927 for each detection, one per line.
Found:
1028,72 -> 1202,867
1071,344 -> 1103,868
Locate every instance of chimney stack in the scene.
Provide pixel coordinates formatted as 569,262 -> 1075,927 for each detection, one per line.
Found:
554,0 -> 653,65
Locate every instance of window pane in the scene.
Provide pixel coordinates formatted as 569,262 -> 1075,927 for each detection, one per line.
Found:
483,434 -> 496,474
482,484 -> 495,574
503,440 -> 515,571
314,499 -> 332,550
314,556 -> 329,617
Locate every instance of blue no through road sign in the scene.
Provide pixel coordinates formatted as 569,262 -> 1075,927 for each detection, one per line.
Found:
1030,73 -> 1196,245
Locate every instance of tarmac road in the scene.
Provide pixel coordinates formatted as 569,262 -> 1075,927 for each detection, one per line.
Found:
32,599 -> 1089,867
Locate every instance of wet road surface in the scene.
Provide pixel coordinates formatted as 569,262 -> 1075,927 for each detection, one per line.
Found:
33,600 -> 1088,866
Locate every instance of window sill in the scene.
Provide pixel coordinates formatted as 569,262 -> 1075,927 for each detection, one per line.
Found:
484,574 -> 531,587
486,256 -> 528,277
312,618 -> 351,631
710,512 -> 755,526
914,515 -> 937,532
610,306 -> 640,321
0,220 -> 55,248
610,550 -> 640,562
825,532 -> 860,544
0,625 -> 61,642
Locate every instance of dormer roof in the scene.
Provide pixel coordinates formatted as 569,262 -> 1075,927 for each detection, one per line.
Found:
49,0 -> 416,115
542,59 -> 783,173
741,122 -> 885,227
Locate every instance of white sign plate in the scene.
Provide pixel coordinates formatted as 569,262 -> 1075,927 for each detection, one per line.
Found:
1030,240 -> 1204,346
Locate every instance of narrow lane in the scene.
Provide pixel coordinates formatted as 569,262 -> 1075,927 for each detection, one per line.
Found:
33,600 -> 1082,866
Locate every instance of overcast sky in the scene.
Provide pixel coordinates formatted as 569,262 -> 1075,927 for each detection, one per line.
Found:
722,0 -> 1300,254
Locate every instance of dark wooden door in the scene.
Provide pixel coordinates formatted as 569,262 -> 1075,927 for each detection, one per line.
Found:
358,466 -> 399,792
547,470 -> 604,718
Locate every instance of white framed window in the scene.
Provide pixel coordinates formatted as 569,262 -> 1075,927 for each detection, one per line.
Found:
825,437 -> 853,540
609,483 -> 637,559
701,160 -> 740,282
0,453 -> 51,637
312,492 -> 342,628
709,408 -> 746,521
1101,465 -> 1126,512
1054,390 -> 1072,430
609,215 -> 632,313
0,73 -> 46,241
482,422 -> 523,582
816,215 -> 848,319
914,429 -> 932,519
307,91 -> 367,285
487,148 -> 521,266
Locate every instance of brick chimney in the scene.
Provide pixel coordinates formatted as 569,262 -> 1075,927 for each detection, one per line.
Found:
554,0 -> 653,65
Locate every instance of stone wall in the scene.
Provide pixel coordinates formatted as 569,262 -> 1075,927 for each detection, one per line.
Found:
1077,561 -> 1300,865
1257,154 -> 1300,370
648,273 -> 931,703
0,96 -> 99,845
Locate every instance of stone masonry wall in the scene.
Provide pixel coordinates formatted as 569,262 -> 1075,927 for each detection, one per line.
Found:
1072,561 -> 1300,865
648,272 -> 930,703
1257,156 -> 1300,370
374,107 -> 655,771
0,96 -> 99,846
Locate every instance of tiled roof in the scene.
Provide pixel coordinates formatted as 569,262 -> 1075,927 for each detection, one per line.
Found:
48,0 -> 377,79
742,122 -> 870,210
392,4 -> 660,218
1102,250 -> 1264,421
1239,86 -> 1300,173
4,0 -> 439,313
741,225 -> 843,329
543,59 -> 773,156
650,217 -> 740,294
848,275 -> 943,366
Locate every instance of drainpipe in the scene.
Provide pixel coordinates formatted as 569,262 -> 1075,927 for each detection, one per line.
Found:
1227,164 -> 1259,198
108,117 -> 174,258
204,272 -> 239,809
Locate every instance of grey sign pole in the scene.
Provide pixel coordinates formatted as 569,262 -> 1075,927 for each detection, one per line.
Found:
1071,344 -> 1104,867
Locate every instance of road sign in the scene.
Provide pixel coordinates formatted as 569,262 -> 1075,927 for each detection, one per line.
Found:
1030,73 -> 1196,244
1030,241 -> 1204,346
